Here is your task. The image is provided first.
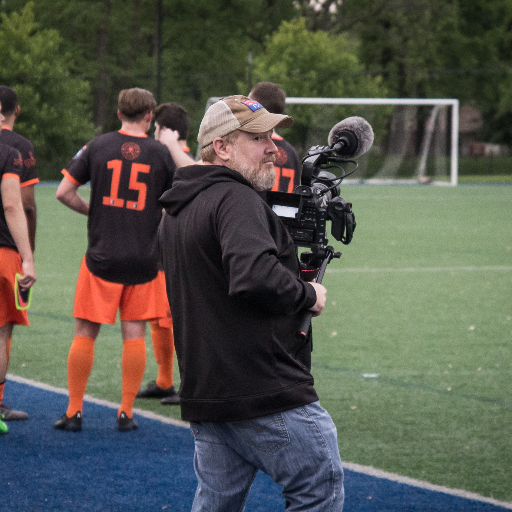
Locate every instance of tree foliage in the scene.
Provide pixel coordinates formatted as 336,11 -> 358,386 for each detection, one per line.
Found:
1,0 -> 512,172
251,18 -> 387,152
0,3 -> 95,179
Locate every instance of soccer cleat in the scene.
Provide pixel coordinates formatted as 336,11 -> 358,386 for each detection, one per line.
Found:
54,411 -> 82,432
160,392 -> 180,405
0,415 -> 8,434
136,381 -> 177,399
117,412 -> 138,432
0,404 -> 29,421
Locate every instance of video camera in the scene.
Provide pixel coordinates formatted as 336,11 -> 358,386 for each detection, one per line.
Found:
267,116 -> 373,269
266,116 -> 374,338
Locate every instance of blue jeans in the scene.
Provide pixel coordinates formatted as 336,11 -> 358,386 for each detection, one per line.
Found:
189,401 -> 344,512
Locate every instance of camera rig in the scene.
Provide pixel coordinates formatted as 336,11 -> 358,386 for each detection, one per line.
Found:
267,143 -> 357,265
267,142 -> 359,339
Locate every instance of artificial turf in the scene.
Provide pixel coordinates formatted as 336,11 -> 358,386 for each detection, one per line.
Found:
9,183 -> 512,503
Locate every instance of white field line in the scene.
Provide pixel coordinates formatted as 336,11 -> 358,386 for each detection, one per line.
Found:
7,373 -> 189,428
8,373 -> 512,509
327,265 -> 512,274
342,462 -> 512,509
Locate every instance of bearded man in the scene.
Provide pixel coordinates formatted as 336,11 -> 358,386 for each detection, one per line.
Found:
158,95 -> 344,512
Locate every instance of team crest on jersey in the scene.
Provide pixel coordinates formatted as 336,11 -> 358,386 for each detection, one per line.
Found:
240,99 -> 264,112
276,147 -> 288,167
122,142 -> 140,160
13,152 -> 22,168
24,151 -> 36,168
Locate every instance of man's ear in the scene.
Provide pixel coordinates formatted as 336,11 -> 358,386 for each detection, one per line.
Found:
212,137 -> 231,163
15,105 -> 21,118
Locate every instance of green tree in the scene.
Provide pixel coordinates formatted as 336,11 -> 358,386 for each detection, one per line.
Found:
328,0 -> 512,144
251,17 -> 387,153
4,0 -> 298,153
158,0 -> 299,153
0,3 -> 95,179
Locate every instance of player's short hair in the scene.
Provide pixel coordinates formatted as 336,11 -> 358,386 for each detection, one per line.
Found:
153,102 -> 190,141
249,82 -> 287,115
118,88 -> 156,122
0,86 -> 18,116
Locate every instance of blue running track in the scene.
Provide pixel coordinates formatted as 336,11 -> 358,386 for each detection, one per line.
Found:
2,379 -> 511,511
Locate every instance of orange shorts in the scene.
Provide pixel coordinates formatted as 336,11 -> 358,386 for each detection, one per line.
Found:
152,271 -> 173,328
73,258 -> 169,324
0,246 -> 29,327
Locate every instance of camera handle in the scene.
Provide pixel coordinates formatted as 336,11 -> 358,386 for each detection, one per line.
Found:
297,245 -> 340,341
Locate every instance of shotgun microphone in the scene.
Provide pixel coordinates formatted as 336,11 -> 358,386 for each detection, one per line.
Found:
327,116 -> 374,159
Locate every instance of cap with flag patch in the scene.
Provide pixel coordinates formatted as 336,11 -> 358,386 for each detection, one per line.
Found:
197,95 -> 293,147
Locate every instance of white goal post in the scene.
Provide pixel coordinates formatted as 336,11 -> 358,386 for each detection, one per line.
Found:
204,97 -> 460,186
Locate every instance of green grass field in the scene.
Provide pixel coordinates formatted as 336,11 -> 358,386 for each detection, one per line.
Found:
9,183 -> 512,503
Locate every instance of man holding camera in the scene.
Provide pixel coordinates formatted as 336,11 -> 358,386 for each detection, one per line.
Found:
158,95 -> 344,511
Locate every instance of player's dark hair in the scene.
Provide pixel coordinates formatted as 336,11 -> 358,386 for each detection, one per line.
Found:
118,88 -> 156,122
0,86 -> 18,116
249,82 -> 286,115
153,102 -> 190,141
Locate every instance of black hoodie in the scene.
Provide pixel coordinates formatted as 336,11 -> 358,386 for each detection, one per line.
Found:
159,164 -> 319,422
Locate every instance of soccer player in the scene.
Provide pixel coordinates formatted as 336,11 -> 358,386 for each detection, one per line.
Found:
0,86 -> 38,252
0,106 -> 37,434
0,87 -> 39,422
54,88 -> 175,432
136,102 -> 197,405
249,82 -> 301,193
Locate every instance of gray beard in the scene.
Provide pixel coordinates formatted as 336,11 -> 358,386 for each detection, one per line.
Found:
237,163 -> 276,191
230,149 -> 276,191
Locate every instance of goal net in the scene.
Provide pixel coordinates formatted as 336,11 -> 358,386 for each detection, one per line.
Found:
205,97 -> 460,186
283,97 -> 459,186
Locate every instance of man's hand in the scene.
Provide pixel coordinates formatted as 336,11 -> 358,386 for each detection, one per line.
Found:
309,282 -> 327,317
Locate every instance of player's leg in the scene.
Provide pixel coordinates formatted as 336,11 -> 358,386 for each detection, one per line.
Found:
118,275 -> 168,431
0,247 -> 30,421
54,318 -> 100,432
137,272 -> 179,402
55,258 -> 121,431
0,322 -> 13,433
137,316 -> 179,402
117,319 -> 146,431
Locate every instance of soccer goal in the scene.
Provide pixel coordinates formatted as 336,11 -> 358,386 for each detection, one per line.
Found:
284,97 -> 460,186
204,96 -> 460,186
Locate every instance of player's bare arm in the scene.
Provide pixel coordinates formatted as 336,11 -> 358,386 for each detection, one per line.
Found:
56,176 -> 89,216
158,128 -> 202,167
1,176 -> 36,289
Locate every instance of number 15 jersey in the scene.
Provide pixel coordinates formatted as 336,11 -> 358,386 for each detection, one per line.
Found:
62,130 -> 176,285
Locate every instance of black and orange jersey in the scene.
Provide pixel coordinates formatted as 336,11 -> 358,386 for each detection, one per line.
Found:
271,135 -> 301,193
0,127 -> 38,188
0,143 -> 23,249
62,130 -> 176,285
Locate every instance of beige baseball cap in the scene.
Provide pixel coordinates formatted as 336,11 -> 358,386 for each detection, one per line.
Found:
197,95 -> 293,147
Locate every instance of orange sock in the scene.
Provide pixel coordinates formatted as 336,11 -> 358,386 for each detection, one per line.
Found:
150,321 -> 174,389
119,337 -> 146,419
66,336 -> 95,418
0,338 -> 11,404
